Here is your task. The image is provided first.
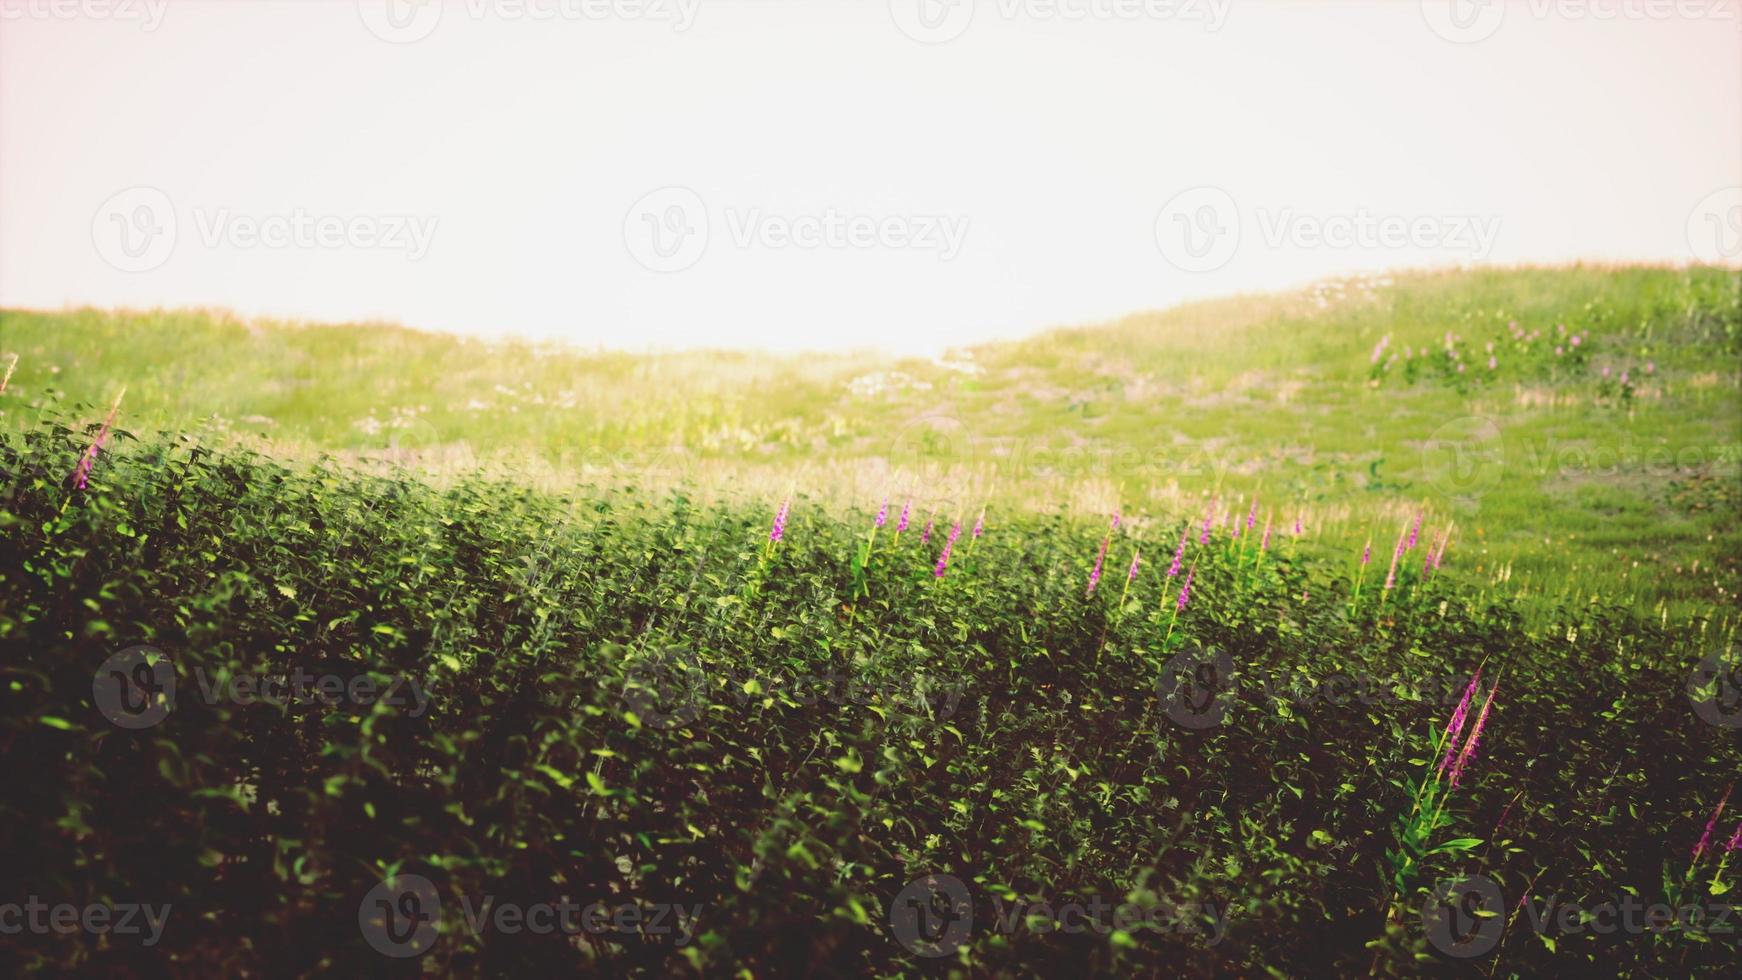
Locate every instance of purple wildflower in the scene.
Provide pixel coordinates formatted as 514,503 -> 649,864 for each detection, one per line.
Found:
1199,506 -> 1213,546
1407,511 -> 1423,551
1693,784 -> 1733,863
921,514 -> 935,544
1488,355 -> 1497,371
1570,334 -> 1581,347
1361,539 -> 1372,566
1619,370 -> 1628,385
933,538 -> 953,578
1727,821 -> 1741,854
72,388 -> 126,491
875,497 -> 889,529
1645,361 -> 1655,375
768,497 -> 790,544
1370,334 -> 1390,365
896,498 -> 911,533
933,520 -> 962,577
1384,522 -> 1407,592
1167,527 -> 1187,577
1126,548 -> 1141,583
1293,515 -> 1302,536
1448,682 -> 1498,788
973,508 -> 985,538
1087,535 -> 1110,595
1438,670 -> 1482,777
1176,563 -> 1195,612
1260,516 -> 1272,552
1246,497 -> 1258,531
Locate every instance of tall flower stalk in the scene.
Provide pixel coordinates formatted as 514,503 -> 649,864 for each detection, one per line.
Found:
934,520 -> 962,579
1381,519 -> 1409,598
1164,561 -> 1195,645
1386,671 -> 1500,919
1692,784 -> 1735,865
967,507 -> 986,555
0,352 -> 17,396
763,496 -> 791,561
1349,534 -> 1373,615
70,386 -> 127,493
1116,547 -> 1140,611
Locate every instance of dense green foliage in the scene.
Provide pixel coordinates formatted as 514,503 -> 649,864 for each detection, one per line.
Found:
2,418 -> 1737,976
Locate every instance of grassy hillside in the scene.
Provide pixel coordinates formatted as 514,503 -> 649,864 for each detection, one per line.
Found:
3,265 -> 1737,622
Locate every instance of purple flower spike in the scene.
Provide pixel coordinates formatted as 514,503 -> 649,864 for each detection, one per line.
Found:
1693,785 -> 1734,864
1087,535 -> 1109,595
1167,527 -> 1187,578
1439,670 -> 1481,777
1448,682 -> 1498,788
768,497 -> 791,544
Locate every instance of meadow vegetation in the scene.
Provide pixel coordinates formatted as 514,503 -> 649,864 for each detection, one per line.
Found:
0,264 -> 1738,975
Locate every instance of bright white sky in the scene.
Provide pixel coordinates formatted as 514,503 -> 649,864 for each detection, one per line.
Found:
1,0 -> 1738,354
